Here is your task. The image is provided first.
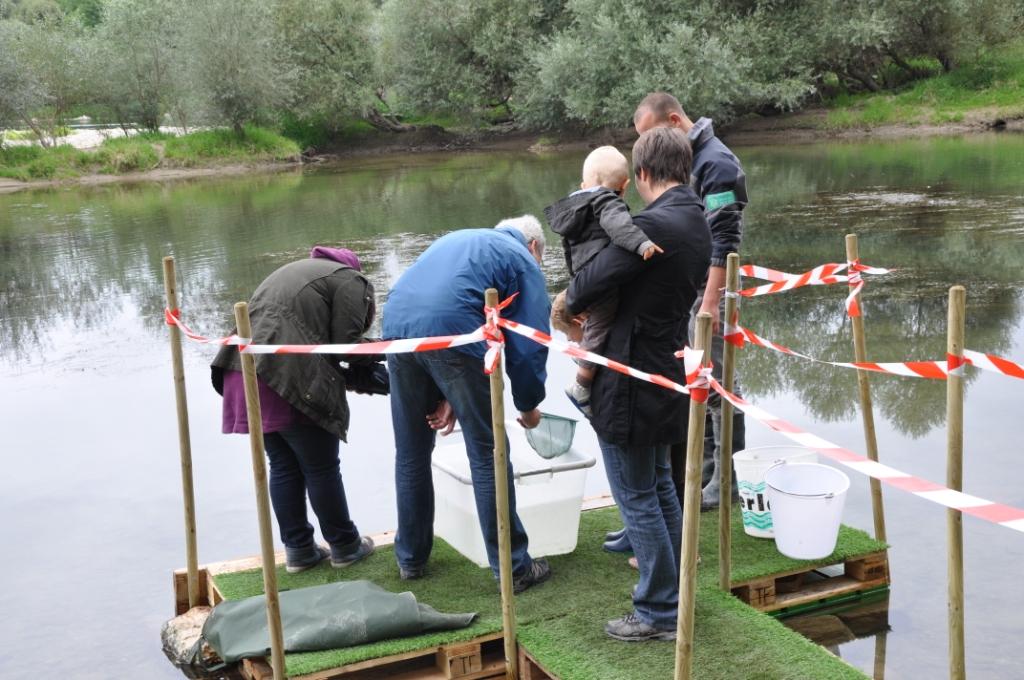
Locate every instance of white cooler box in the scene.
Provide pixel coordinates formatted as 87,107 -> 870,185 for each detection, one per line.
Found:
431,420 -> 596,567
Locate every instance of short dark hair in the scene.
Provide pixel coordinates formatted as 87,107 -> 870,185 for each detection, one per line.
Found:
634,92 -> 686,126
632,127 -> 692,186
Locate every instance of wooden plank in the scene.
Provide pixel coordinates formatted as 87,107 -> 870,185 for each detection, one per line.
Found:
517,647 -> 558,680
284,634 -> 503,680
731,551 -> 890,614
241,657 -> 275,680
764,576 -> 886,613
173,566 -> 210,615
730,550 -> 888,589
845,553 -> 888,582
436,642 -> 482,678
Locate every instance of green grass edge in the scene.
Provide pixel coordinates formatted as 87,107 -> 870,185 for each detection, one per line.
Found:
213,507 -> 882,678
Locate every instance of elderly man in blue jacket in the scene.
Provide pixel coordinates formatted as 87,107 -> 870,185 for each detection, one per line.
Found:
383,216 -> 552,593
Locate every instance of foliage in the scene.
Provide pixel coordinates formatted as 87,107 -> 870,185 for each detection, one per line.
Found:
275,0 -> 377,131
92,0 -> 186,131
161,125 -> 300,166
180,0 -> 296,133
2,0 -> 1023,139
825,38 -> 1024,129
378,0 -> 563,116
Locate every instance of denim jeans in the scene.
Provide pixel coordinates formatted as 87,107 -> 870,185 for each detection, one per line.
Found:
263,424 -> 360,557
599,438 -> 682,630
388,349 -> 533,578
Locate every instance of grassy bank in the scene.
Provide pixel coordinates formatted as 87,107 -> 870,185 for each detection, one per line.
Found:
0,125 -> 300,182
824,39 -> 1024,130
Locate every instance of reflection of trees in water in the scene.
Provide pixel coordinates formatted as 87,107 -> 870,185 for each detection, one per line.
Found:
1,138 -> 1023,436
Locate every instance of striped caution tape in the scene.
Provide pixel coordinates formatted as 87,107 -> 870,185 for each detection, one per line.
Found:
165,308 -> 249,346
726,322 -> 1024,383
165,306 -> 487,356
725,323 -> 951,379
739,261 -> 891,317
708,377 -> 1024,534
497,318 -> 711,402
166,306 -> 1024,532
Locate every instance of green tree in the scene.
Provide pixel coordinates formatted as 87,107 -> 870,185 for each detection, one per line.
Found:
0,21 -> 47,140
92,0 -> 186,131
378,0 -> 563,119
181,0 -> 295,134
275,0 -> 380,131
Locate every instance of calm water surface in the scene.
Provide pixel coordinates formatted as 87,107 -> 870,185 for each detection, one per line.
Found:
2,134 -> 1023,679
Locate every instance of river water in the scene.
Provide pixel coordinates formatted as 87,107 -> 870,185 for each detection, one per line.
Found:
1,134 -> 1023,679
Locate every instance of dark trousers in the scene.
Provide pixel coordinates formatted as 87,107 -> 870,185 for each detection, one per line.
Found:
263,424 -> 360,554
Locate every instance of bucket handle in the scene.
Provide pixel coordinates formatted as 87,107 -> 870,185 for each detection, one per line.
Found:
765,461 -> 836,499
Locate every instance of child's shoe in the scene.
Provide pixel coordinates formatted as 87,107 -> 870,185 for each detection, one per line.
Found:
565,380 -> 592,417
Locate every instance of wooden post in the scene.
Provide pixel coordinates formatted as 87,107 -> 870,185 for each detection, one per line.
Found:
485,288 -> 518,680
945,285 -> 966,680
162,256 -> 200,609
874,630 -> 888,680
234,302 -> 286,680
718,253 -> 740,592
845,234 -> 887,543
674,312 -> 712,680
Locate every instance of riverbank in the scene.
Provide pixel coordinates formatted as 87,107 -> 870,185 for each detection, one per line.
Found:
0,125 -> 301,193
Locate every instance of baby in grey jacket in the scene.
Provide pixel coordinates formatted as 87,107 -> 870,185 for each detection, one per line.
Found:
544,145 -> 662,417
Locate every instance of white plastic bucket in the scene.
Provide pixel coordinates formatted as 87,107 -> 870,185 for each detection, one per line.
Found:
732,446 -> 818,537
764,462 -> 850,560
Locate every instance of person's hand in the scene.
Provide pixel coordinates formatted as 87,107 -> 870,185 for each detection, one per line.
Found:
517,408 -> 542,429
642,243 -> 664,260
426,399 -> 456,436
699,292 -> 722,335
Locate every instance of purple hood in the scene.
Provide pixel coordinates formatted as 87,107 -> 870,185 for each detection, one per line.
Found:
310,246 -> 361,271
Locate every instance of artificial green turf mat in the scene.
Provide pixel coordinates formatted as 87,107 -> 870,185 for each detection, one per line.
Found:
213,507 -> 881,677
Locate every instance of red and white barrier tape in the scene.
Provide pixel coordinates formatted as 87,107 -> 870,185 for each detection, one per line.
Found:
739,261 -> 890,317
708,377 -> 1024,534
725,323 -> 952,379
726,322 -> 1024,383
497,318 -> 711,403
165,307 -> 487,356
165,308 -> 249,346
166,305 -> 1024,533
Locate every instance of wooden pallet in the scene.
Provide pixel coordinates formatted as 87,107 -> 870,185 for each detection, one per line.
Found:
239,633 -> 507,680
731,550 -> 889,614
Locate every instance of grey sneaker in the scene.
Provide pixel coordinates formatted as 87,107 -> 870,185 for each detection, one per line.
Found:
513,558 -> 551,594
330,536 -> 374,568
399,565 -> 426,581
286,545 -> 329,574
565,380 -> 592,418
605,612 -> 676,642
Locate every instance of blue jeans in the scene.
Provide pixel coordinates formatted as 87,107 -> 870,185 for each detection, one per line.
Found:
263,425 -> 360,558
388,349 -> 533,578
599,438 -> 682,630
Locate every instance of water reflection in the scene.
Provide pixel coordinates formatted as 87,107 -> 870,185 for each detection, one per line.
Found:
2,134 -> 1024,679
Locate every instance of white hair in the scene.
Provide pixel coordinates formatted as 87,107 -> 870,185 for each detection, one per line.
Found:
495,214 -> 545,258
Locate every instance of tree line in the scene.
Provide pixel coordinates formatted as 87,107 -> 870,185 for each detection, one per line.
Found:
1,0 -> 1021,145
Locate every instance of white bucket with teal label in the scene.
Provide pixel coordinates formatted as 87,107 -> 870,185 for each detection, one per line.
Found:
732,446 -> 818,538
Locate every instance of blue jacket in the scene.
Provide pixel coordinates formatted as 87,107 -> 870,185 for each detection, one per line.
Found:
383,226 -> 550,411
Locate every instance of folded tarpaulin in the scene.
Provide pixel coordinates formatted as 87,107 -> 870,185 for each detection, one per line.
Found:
201,580 -> 477,664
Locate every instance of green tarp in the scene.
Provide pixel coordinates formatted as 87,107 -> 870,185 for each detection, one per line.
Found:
201,580 -> 477,665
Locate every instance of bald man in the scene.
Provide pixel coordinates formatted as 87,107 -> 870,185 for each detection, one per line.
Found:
634,92 -> 747,512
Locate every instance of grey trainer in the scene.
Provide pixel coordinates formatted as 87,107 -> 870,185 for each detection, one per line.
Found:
605,612 -> 676,642
330,536 -> 374,568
